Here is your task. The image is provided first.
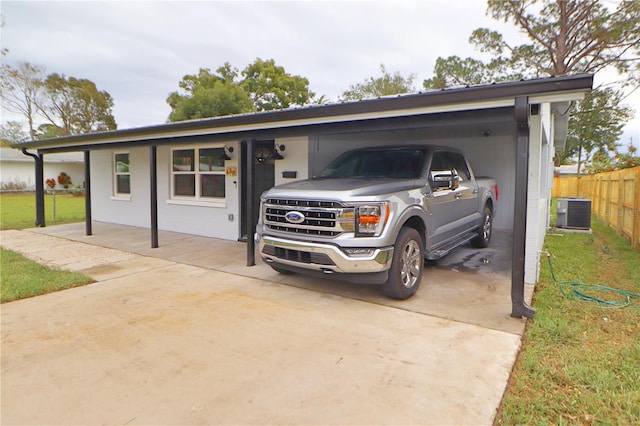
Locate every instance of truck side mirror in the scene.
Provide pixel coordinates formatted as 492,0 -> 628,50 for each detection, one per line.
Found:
431,171 -> 459,190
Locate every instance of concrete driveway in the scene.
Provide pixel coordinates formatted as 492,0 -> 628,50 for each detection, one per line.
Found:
1,224 -> 528,425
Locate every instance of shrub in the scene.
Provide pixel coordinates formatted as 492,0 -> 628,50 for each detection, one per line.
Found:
0,179 -> 29,191
57,172 -> 72,189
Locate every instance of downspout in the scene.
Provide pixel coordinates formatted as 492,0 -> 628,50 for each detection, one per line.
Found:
21,148 -> 45,227
511,96 -> 536,319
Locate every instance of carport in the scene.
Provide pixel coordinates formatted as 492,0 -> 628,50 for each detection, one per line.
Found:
12,74 -> 594,319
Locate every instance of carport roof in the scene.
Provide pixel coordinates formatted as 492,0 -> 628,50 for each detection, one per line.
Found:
12,73 -> 593,153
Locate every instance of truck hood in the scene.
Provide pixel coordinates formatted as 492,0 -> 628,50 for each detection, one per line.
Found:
263,178 -> 424,198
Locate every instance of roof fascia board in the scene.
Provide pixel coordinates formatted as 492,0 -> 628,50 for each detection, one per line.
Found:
529,90 -> 587,104
37,99 -> 516,149
38,107 -> 517,154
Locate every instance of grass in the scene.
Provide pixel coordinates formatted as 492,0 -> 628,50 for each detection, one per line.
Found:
1,247 -> 94,303
1,192 -> 92,303
496,214 -> 640,425
0,192 -> 85,230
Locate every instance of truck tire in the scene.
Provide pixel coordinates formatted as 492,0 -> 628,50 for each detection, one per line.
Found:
381,227 -> 424,300
471,206 -> 492,248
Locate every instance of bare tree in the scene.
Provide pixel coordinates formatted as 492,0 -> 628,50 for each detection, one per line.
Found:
0,62 -> 46,140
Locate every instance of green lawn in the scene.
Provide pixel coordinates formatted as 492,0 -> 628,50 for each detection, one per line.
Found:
0,192 -> 85,230
496,216 -> 640,425
1,247 -> 94,303
1,192 -> 92,303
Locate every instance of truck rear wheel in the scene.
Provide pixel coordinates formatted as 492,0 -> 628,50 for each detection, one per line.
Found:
471,206 -> 492,248
381,227 -> 423,300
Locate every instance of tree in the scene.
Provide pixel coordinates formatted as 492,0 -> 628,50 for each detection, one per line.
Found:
167,66 -> 253,121
240,58 -> 315,111
564,88 -> 632,173
423,0 -> 640,168
38,73 -> 117,136
1,61 -> 117,139
472,0 -> 640,80
167,59 -> 315,121
340,64 -> 416,101
423,56 -> 522,90
0,62 -> 46,140
0,121 -> 28,147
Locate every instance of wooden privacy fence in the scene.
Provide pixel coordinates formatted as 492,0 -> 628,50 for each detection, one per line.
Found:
552,166 -> 640,249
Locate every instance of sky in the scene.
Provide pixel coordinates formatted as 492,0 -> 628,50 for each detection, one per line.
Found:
1,0 -> 638,148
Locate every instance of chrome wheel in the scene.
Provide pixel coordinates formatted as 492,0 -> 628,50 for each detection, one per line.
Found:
400,239 -> 422,289
471,206 -> 492,248
381,227 -> 424,300
481,212 -> 491,241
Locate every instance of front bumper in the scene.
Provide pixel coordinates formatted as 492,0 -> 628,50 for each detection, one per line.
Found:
256,234 -> 394,274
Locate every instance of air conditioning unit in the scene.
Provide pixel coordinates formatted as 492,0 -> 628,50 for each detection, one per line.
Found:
557,198 -> 591,230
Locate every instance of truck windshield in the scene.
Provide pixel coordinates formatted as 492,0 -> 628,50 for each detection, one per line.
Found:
318,149 -> 426,179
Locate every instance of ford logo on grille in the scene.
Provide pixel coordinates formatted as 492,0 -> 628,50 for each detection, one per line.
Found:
285,211 -> 305,224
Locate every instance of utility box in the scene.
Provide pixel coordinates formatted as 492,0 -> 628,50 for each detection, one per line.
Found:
557,198 -> 591,230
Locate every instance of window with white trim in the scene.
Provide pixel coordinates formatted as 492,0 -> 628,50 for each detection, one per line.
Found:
114,152 -> 131,195
171,147 -> 226,200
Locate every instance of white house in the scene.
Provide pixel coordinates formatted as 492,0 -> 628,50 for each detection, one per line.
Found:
0,148 -> 84,190
11,74 -> 594,318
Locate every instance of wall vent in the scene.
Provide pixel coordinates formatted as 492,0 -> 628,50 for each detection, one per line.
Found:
557,198 -> 591,230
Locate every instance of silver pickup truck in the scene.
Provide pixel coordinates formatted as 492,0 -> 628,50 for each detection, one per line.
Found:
255,145 -> 497,299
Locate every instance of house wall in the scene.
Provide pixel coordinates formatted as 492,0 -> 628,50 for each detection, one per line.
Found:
525,105 -> 554,284
90,137 -> 310,241
274,137 -> 310,186
91,147 -> 151,228
1,155 -> 84,190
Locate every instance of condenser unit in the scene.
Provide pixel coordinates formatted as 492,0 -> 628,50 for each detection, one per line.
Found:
557,198 -> 591,230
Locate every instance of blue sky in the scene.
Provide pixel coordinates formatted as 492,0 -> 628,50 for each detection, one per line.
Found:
1,0 -> 638,148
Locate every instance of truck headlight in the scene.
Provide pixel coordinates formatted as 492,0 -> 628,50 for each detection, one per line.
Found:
354,203 -> 389,237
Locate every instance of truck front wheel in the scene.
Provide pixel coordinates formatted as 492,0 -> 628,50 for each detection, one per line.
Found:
381,227 -> 424,300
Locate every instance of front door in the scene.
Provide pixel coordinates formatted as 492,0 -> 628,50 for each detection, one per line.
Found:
240,140 -> 276,240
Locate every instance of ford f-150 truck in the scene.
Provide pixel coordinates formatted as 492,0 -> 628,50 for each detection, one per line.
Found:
255,145 -> 498,300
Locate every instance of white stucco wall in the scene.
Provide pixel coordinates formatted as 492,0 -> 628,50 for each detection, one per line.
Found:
274,137 -> 310,185
91,147 -> 151,228
524,105 -> 554,284
1,150 -> 84,190
90,138 -> 310,241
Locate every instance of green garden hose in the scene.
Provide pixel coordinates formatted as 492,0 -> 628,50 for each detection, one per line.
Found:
543,251 -> 640,309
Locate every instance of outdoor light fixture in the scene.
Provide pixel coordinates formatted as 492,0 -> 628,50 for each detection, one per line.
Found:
223,145 -> 234,160
254,143 -> 285,162
273,143 -> 285,160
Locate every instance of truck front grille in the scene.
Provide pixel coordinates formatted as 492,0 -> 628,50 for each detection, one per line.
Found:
263,198 -> 354,238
